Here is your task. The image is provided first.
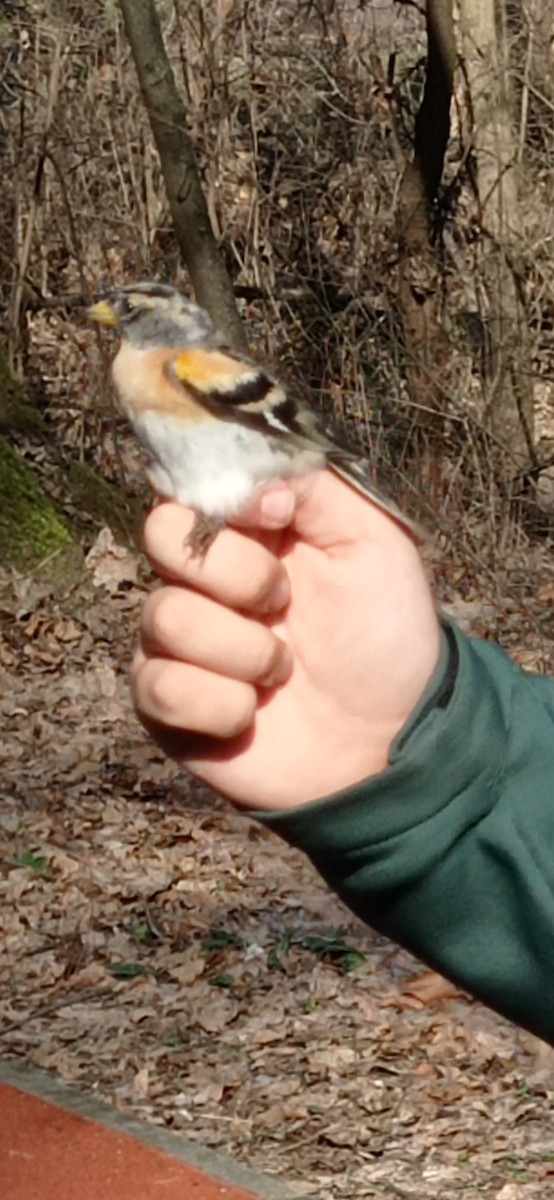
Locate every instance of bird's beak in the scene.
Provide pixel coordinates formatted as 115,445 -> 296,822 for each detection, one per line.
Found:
88,298 -> 119,328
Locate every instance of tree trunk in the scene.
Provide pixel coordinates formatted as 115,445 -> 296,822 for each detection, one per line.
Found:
118,0 -> 246,350
395,0 -> 456,493
458,0 -> 534,471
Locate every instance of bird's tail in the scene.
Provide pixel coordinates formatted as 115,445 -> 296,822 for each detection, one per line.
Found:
327,451 -> 425,543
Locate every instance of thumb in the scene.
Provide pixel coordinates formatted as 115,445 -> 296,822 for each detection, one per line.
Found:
235,469 -> 404,548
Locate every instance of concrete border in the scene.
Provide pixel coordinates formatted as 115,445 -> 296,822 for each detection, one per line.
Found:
0,1058 -> 299,1200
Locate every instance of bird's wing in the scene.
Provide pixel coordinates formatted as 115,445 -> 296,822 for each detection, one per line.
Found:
169,348 -> 424,541
326,451 -> 425,541
167,346 -> 324,441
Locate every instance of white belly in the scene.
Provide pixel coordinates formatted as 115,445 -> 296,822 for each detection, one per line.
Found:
131,411 -> 324,517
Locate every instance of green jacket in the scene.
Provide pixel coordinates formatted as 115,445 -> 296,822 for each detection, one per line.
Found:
258,623 -> 554,1043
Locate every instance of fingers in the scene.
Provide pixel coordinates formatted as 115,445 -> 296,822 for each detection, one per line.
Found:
131,653 -> 257,738
137,498 -> 295,747
140,586 -> 292,688
143,502 -> 291,613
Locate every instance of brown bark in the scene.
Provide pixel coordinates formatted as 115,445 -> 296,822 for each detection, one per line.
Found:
458,0 -> 534,470
396,0 -> 456,436
118,0 -> 246,350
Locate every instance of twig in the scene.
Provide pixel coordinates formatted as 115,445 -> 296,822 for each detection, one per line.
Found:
8,27 -> 69,373
0,987 -> 112,1038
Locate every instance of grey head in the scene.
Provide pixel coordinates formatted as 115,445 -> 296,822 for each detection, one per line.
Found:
89,282 -> 218,349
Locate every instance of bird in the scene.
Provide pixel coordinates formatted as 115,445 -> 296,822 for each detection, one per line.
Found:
89,281 -> 423,555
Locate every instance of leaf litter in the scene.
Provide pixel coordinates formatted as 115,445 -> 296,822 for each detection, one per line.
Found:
1,529 -> 554,1200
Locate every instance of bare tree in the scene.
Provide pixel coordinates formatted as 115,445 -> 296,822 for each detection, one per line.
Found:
395,0 -> 456,442
5,0 -> 553,555
117,0 -> 246,349
458,0 -> 534,471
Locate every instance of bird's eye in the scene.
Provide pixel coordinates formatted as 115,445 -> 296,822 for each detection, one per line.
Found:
123,297 -> 147,318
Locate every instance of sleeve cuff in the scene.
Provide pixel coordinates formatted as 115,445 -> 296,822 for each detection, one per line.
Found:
254,620 -> 516,858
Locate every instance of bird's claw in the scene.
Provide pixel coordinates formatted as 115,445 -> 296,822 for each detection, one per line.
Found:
183,513 -> 225,560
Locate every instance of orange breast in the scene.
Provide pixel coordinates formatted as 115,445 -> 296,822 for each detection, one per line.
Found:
111,343 -> 208,420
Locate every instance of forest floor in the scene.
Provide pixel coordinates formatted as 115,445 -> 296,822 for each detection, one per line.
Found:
1,527 -> 554,1200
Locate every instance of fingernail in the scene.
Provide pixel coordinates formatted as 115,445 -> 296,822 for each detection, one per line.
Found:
271,574 -> 291,611
260,488 -> 296,527
260,571 -> 291,614
262,642 -> 294,688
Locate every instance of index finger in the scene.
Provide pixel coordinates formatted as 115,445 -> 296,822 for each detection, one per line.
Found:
143,502 -> 291,614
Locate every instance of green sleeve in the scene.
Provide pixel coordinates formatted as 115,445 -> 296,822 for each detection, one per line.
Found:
256,623 -> 554,1043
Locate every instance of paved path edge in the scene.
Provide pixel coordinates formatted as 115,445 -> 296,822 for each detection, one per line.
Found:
0,1057 -> 298,1200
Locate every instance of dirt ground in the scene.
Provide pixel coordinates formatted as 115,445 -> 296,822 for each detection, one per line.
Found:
2,530 -> 554,1200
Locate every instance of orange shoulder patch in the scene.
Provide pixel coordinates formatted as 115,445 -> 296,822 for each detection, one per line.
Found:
172,348 -> 250,394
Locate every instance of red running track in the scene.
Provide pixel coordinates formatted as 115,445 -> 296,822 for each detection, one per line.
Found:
0,1082 -> 263,1200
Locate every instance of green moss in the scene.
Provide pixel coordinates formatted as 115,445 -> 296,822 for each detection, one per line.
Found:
67,461 -> 143,542
0,436 -> 81,578
0,16 -> 13,49
0,339 -> 44,435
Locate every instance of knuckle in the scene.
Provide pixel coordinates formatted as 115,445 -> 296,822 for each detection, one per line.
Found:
133,658 -> 256,740
142,502 -> 193,561
141,504 -> 171,555
137,660 -> 181,724
142,589 -> 184,649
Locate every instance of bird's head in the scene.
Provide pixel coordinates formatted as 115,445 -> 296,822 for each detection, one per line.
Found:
88,282 -> 216,349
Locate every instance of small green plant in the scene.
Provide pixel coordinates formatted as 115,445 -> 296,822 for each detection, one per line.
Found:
165,1034 -> 184,1049
267,933 -> 293,970
134,923 -> 153,944
109,961 -> 150,979
208,973 -> 235,988
301,929 -> 366,975
202,928 -> 245,952
15,850 -> 49,873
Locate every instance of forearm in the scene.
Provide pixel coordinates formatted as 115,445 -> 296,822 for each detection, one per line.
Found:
258,623 -> 554,1042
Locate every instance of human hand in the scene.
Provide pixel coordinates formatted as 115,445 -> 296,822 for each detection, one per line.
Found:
132,471 -> 441,811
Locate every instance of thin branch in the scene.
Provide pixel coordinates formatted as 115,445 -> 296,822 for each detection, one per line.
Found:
8,27 -> 69,372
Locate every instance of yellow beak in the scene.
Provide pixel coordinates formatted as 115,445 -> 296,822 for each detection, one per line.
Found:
88,299 -> 119,328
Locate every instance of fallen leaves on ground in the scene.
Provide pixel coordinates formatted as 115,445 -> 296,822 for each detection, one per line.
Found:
1,531 -> 554,1200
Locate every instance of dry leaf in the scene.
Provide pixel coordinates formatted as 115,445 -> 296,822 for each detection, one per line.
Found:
132,1067 -> 150,1098
402,970 -> 464,1005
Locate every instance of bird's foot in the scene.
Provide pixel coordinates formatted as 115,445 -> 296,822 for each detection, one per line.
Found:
184,513 -> 225,560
